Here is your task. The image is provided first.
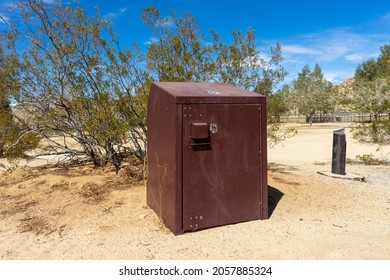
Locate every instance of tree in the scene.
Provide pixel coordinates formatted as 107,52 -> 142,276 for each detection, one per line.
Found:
377,45 -> 390,78
0,43 -> 40,158
348,78 -> 390,143
290,64 -> 334,125
349,45 -> 390,120
142,6 -> 286,91
346,45 -> 390,143
264,84 -> 296,147
349,79 -> 390,120
142,6 -> 289,146
0,43 -> 16,112
269,84 -> 291,123
142,6 -> 215,82
1,0 -> 148,170
356,45 -> 390,82
215,31 -> 286,91
355,59 -> 382,82
214,29 -> 259,89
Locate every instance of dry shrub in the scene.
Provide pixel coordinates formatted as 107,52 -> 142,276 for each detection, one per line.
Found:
50,182 -> 69,192
120,155 -> 145,181
104,179 -> 131,191
1,200 -> 38,217
49,163 -> 94,177
352,120 -> 390,144
0,179 -> 9,187
33,180 -> 47,188
18,217 -> 52,235
80,182 -> 109,203
270,175 -> 300,186
122,165 -> 144,181
0,171 -> 37,186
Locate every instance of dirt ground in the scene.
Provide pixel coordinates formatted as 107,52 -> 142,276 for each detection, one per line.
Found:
0,123 -> 389,260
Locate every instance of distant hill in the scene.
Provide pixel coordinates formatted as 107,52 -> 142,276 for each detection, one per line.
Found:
335,77 -> 354,95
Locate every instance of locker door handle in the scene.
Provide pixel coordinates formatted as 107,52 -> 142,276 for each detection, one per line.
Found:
189,122 -> 211,150
190,142 -> 211,151
190,142 -> 210,147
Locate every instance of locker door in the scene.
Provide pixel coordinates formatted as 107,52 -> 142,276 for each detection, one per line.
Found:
182,104 -> 262,231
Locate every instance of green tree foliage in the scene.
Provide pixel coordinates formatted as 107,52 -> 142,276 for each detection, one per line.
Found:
0,108 -> 40,158
1,0 -> 149,170
142,6 -> 286,91
265,84 -> 295,146
355,45 -> 390,82
349,45 -> 390,119
347,45 -> 390,144
142,7 -> 215,82
0,43 -> 16,111
269,84 -> 290,123
0,44 -> 40,158
349,79 -> 390,120
1,2 -> 291,168
378,45 -> 390,78
214,29 -> 260,88
355,59 -> 382,82
142,6 -> 289,146
290,64 -> 334,125
216,32 -> 286,91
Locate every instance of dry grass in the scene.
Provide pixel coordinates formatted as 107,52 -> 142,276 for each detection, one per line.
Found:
50,182 -> 70,192
80,182 -> 109,203
0,200 -> 38,217
18,217 -> 52,235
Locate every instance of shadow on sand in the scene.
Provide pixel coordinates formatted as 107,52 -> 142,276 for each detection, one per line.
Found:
268,185 -> 284,217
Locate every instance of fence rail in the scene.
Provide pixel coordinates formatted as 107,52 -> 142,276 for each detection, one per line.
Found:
279,112 -> 390,124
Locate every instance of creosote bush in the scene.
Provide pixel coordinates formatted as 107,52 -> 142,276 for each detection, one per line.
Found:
1,1 -> 290,170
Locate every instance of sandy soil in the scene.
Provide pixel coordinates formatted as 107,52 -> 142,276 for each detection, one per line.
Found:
0,123 -> 389,260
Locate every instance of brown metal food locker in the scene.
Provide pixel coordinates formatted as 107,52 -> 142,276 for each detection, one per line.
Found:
147,82 -> 268,235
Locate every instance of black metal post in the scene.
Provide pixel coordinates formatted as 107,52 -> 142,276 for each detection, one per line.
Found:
332,128 -> 346,175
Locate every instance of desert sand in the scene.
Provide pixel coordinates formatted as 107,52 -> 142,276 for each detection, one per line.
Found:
0,123 -> 389,260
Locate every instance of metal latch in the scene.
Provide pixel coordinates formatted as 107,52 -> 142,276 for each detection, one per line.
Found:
190,122 -> 210,150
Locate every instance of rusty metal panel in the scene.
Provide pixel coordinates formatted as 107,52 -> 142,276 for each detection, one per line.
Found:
260,103 -> 268,219
182,104 -> 262,231
153,82 -> 265,104
147,82 -> 268,235
147,83 -> 183,234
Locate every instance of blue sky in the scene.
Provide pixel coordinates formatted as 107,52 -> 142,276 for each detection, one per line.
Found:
1,0 -> 390,85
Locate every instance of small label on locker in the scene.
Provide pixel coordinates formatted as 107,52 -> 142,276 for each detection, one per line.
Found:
207,90 -> 220,95
209,123 -> 218,134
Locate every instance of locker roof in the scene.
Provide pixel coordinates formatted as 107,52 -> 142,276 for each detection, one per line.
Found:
151,82 -> 266,104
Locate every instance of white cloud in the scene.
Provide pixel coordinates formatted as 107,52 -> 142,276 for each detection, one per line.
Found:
262,13 -> 390,85
104,6 -> 129,19
143,36 -> 158,45
296,29 -> 369,62
344,53 -> 364,62
282,45 -> 319,56
323,70 -> 354,84
273,27 -> 387,65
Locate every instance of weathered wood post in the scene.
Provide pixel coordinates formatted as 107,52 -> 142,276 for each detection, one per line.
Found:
332,128 -> 346,175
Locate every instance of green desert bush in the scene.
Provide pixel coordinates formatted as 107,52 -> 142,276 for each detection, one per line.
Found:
0,110 -> 40,158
